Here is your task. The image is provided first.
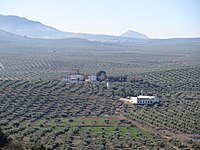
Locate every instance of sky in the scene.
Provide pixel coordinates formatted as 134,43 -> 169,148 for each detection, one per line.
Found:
0,0 -> 200,38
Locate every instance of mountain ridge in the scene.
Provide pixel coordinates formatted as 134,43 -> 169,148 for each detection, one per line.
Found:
0,14 -> 149,42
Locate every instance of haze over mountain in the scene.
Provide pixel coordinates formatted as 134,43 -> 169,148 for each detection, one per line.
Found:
0,29 -> 20,39
0,14 -> 150,42
0,29 -> 30,43
1,26 -> 200,50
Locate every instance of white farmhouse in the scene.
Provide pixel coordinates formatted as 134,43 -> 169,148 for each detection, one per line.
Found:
63,74 -> 84,83
85,75 -> 97,82
70,74 -> 84,81
87,75 -> 97,81
120,95 -> 159,105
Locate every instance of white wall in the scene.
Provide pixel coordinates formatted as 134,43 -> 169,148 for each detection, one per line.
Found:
88,75 -> 97,81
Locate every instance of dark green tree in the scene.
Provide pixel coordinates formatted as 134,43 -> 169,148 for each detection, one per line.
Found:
0,128 -> 10,148
96,71 -> 107,81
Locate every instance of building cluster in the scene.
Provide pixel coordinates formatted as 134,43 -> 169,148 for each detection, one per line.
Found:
120,95 -> 159,105
63,69 -> 97,83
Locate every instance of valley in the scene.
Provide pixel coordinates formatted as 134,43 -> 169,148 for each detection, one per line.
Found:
0,13 -> 200,150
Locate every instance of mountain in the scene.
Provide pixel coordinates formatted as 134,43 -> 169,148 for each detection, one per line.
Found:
0,14 -> 75,39
120,30 -> 149,39
0,14 -> 149,42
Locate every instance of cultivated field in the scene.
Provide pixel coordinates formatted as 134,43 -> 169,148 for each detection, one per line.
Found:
0,37 -> 200,149
0,66 -> 200,149
0,38 -> 200,80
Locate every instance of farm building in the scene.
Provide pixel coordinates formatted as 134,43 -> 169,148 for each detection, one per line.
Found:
66,74 -> 84,83
63,69 -> 84,83
64,73 -> 97,83
86,75 -> 97,82
120,95 -> 159,105
64,74 -> 84,83
70,74 -> 84,81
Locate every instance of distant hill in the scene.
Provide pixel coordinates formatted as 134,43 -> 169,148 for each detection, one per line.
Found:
0,14 -> 150,42
1,14 -> 199,43
120,30 -> 149,39
0,14 -> 74,39
1,27 -> 199,45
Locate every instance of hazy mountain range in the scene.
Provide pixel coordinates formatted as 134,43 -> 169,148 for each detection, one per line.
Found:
0,14 -> 200,44
0,14 -> 150,42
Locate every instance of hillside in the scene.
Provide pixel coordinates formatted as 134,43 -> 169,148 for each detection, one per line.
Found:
0,14 -> 73,39
0,66 -> 200,149
0,14 -> 149,42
